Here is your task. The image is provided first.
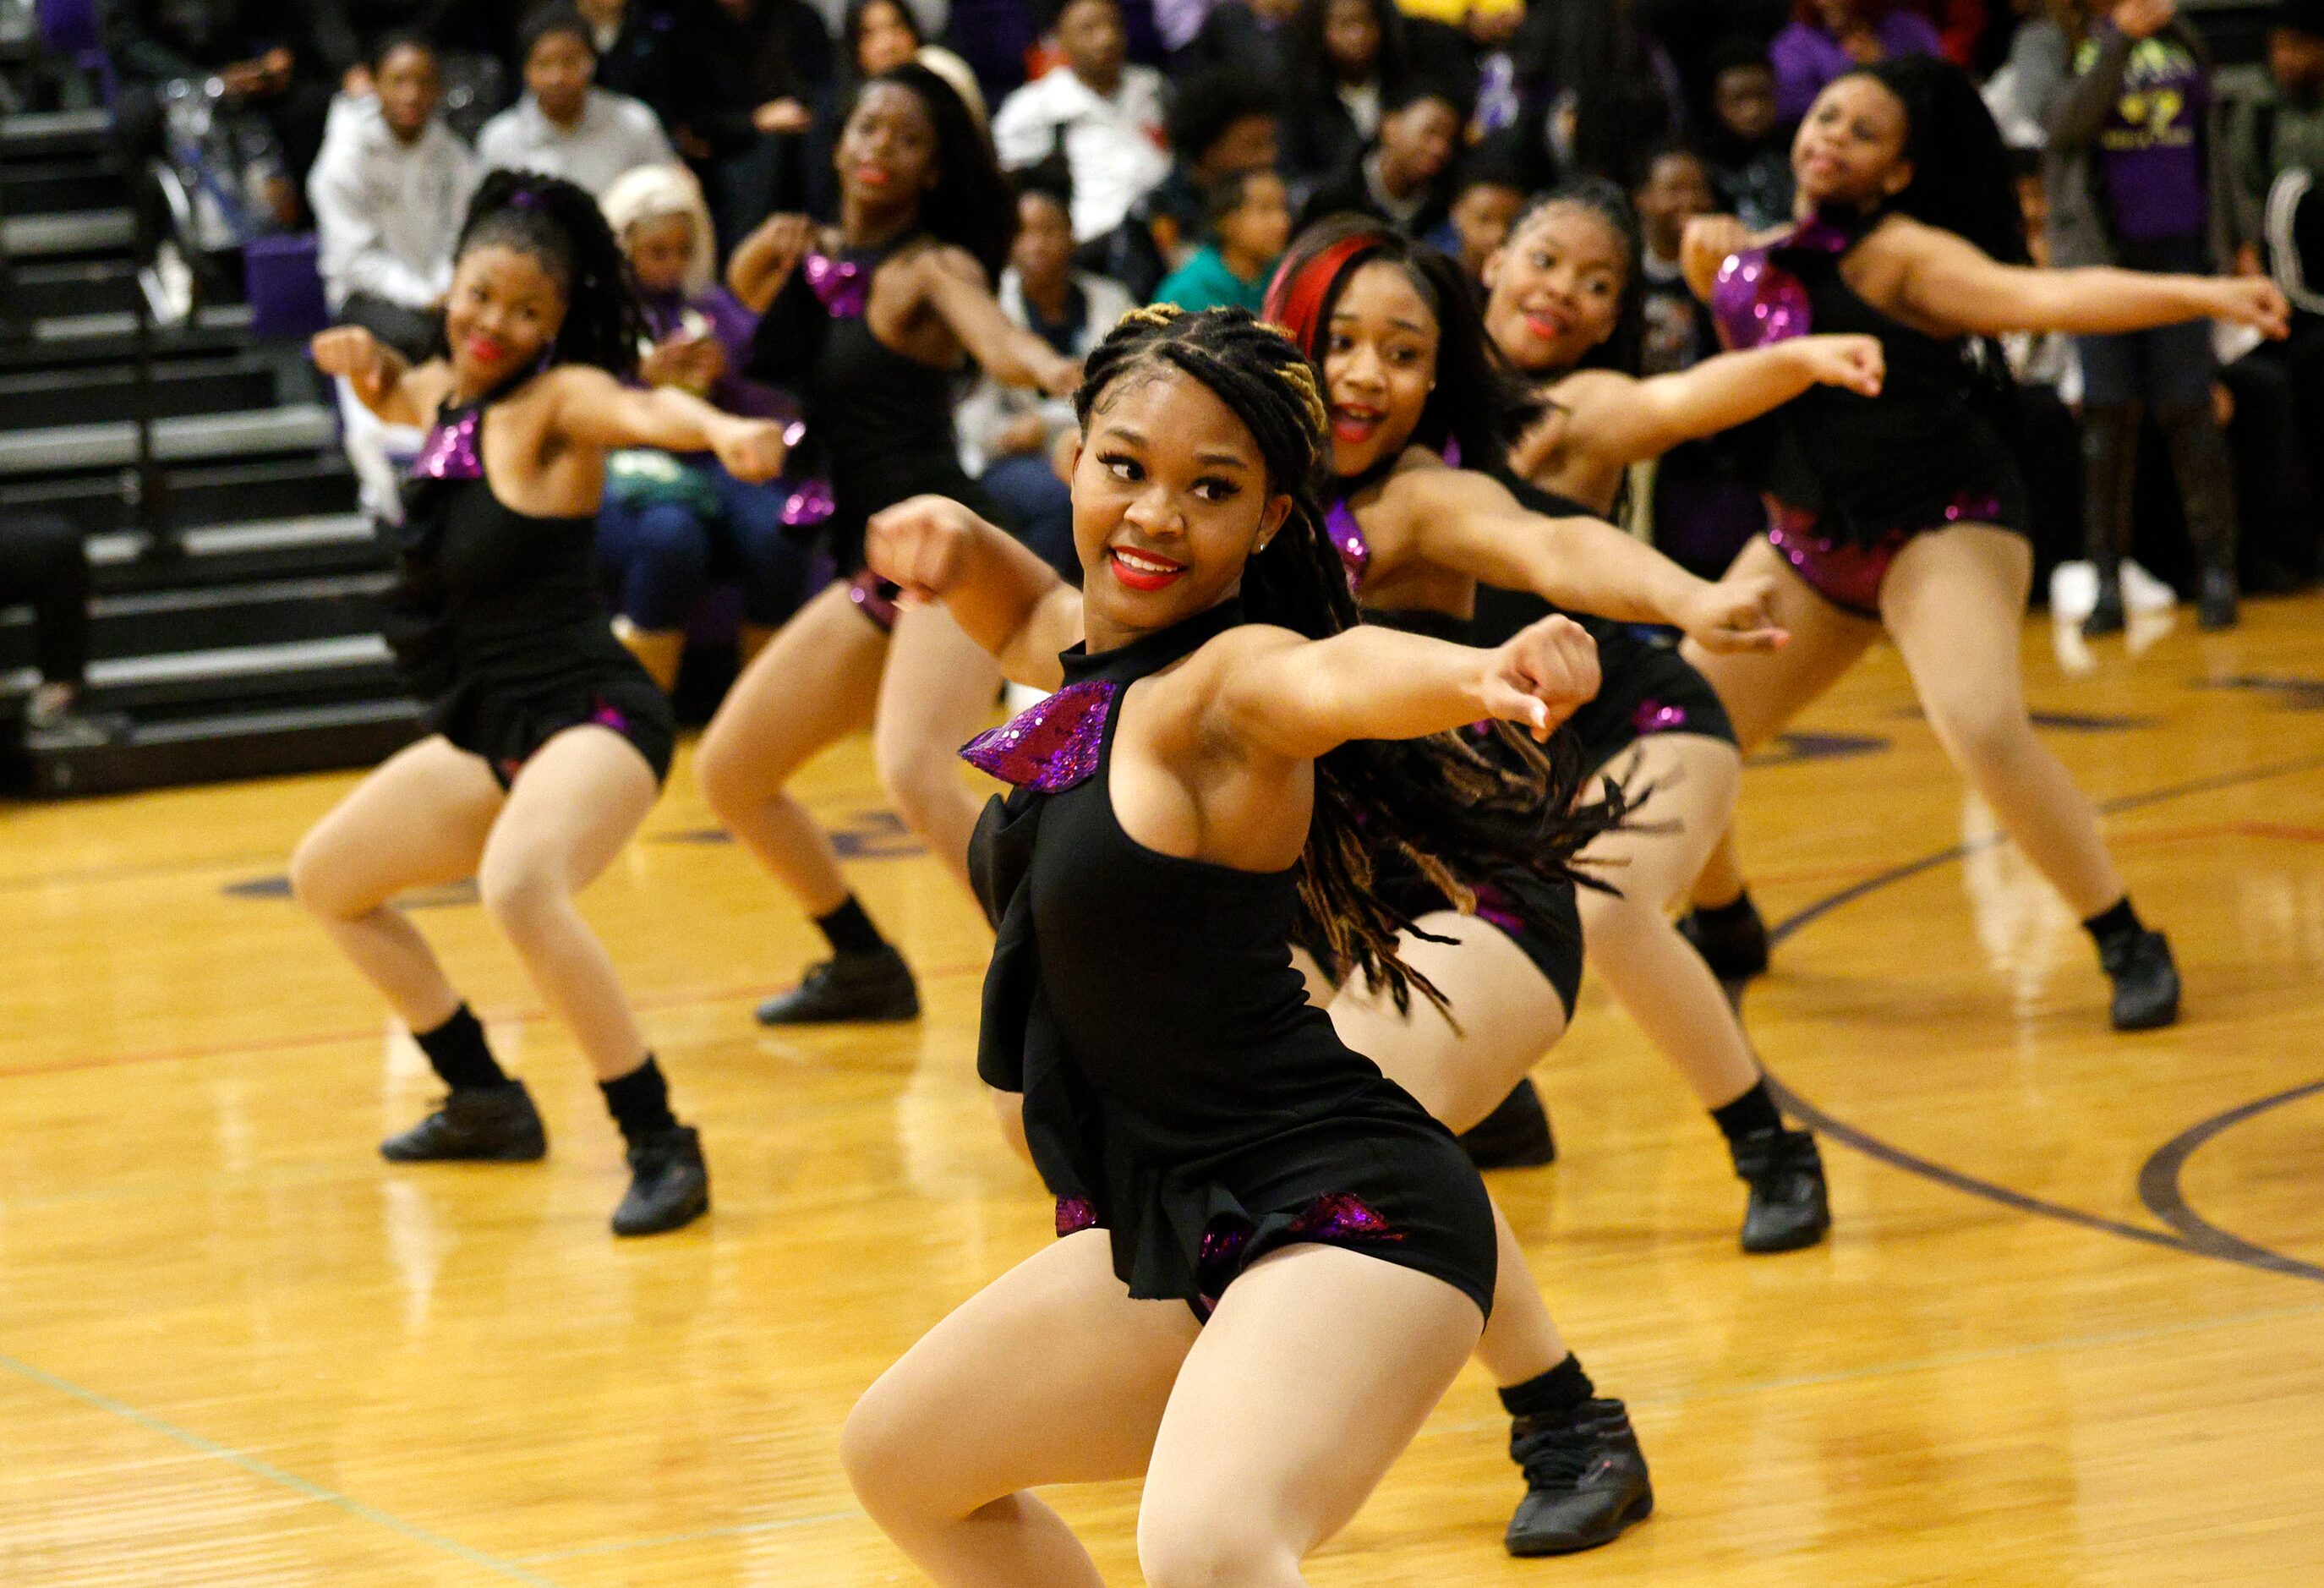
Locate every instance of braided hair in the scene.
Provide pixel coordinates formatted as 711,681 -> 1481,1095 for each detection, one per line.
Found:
1505,179 -> 1648,376
1075,305 -> 1624,1012
1264,215 -> 1543,470
455,169 -> 646,378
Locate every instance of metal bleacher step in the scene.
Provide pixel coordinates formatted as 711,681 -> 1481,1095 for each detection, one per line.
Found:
73,631 -> 400,715
87,511 -> 386,589
16,695 -> 425,797
0,454 -> 360,536
0,155 -> 119,213
0,567 -> 394,672
1,304 -> 256,375
3,205 -> 134,258
0,353 -> 276,430
14,258 -> 140,319
0,402 -> 336,476
0,108 -> 112,161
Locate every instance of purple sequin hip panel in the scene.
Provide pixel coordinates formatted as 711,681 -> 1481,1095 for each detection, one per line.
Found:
1764,490 -> 2003,621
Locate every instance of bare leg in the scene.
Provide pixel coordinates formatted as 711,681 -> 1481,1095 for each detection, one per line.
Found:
1578,734 -> 1762,1109
1681,537 -> 1881,909
474,726 -> 662,1081
695,584 -> 886,919
1138,1245 -> 1482,1587
1323,918 -> 1571,1387
842,1230 -> 1197,1586
288,736 -> 502,1032
873,600 -> 1003,900
1879,526 -> 2125,917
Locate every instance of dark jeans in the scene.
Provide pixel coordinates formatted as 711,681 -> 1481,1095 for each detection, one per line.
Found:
596,464 -> 815,631
336,292 -> 439,364
0,514 -> 91,686
981,452 -> 1083,584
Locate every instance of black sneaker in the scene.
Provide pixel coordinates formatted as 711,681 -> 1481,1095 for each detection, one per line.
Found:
1505,1399 -> 1654,1558
2196,568 -> 2239,631
755,945 -> 920,1025
613,1124 -> 709,1236
1459,1077 -> 1556,1169
1676,892 -> 1770,982
380,1081 -> 546,1163
2081,575 -> 2126,638
1733,1127 -> 1830,1253
2103,928 -> 2179,1032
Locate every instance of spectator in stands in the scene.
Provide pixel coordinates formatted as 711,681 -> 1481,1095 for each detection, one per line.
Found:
2234,0 -> 2324,549
664,0 -> 834,240
2030,0 -> 2253,631
1153,165 -> 1292,309
1141,69 -> 1280,266
1425,140 -> 1528,287
309,33 -> 478,364
1179,0 -> 1301,90
1769,2 -> 1944,125
475,3 -> 678,195
992,0 -> 1173,248
796,1 -> 985,222
593,165 -> 812,688
1702,37 -> 1794,230
1296,77 -> 1466,238
572,0 -> 686,126
0,515 -> 112,747
105,0 -> 340,222
1510,0 -> 1686,190
954,165 -> 1135,579
1282,0 -> 1411,187
1630,145 -> 1718,377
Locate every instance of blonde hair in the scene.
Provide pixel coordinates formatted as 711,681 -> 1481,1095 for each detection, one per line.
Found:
599,163 -> 715,298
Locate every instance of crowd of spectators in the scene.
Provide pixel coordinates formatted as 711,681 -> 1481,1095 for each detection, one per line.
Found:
87,0 -> 2324,659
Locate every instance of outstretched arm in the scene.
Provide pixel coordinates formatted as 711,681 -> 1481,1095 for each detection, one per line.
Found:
309,326 -> 435,428
1207,611 -> 1601,763
1393,465 -> 1788,652
867,495 -> 1085,690
1897,222 -> 2289,338
548,368 -> 790,480
917,248 -> 1083,397
1533,337 -> 1885,469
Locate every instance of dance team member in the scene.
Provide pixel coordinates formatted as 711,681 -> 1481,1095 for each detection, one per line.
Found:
293,172 -> 789,1235
1676,56 -> 2288,1028
1266,217 -> 1835,1254
840,304 -> 1652,1583
697,63 -> 1080,1027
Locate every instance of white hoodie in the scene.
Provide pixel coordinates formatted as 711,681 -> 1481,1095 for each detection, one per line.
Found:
307,101 -> 478,313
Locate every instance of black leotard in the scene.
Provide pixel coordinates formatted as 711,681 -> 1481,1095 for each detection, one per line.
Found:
1468,474 -> 1736,771
1712,211 -> 2030,545
388,381 -> 675,789
746,238 -> 1012,578
965,599 -> 1498,1319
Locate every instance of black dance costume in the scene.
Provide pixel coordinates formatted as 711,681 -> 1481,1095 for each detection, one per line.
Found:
1318,480 -> 1585,1017
1711,210 -> 2031,619
389,378 -> 675,789
746,238 -> 1014,629
961,599 -> 1500,1319
1463,473 -> 1737,772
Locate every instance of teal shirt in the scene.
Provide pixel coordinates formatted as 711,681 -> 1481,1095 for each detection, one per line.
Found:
1153,245 -> 1272,315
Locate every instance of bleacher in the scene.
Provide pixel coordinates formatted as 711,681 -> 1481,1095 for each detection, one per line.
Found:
0,2 -> 419,797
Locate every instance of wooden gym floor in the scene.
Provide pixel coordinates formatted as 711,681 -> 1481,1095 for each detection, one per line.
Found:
3,595 -> 2322,1586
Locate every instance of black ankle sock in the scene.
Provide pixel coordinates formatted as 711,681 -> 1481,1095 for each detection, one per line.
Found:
599,1056 -> 677,1145
1500,1355 -> 1595,1422
1710,1078 -> 1783,1145
815,895 -> 887,957
2081,896 -> 2143,957
414,1005 -> 508,1091
1692,890 -> 1755,925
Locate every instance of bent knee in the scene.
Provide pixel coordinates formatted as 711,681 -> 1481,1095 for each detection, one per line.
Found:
693,720 -> 776,819
476,858 -> 569,939
1922,696 -> 2032,772
1139,1509 -> 1298,1588
839,1376 -> 968,1523
874,738 -> 976,830
288,828 -> 360,919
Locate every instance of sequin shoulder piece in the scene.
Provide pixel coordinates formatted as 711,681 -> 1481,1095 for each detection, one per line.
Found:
1709,213 -> 1855,353
1326,499 -> 1370,589
411,403 -> 484,483
960,681 -> 1118,792
804,251 -> 869,319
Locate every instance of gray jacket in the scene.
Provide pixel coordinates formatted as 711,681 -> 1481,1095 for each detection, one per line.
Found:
2015,18 -> 2250,271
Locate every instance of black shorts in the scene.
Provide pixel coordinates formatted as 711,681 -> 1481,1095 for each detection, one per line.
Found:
434,668 -> 676,791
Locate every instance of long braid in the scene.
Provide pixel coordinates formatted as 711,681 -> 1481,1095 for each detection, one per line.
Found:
1075,306 -> 1627,1014
455,169 -> 647,378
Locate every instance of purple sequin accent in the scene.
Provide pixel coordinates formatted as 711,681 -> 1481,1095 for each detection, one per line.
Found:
592,700 -> 630,733
804,251 -> 868,319
782,477 -> 835,528
845,567 -> 900,631
410,407 -> 484,482
1632,698 -> 1687,736
1055,1197 -> 1098,1236
1198,1218 -> 1250,1276
960,679 -> 1117,792
1325,499 -> 1370,588
1711,247 -> 1813,351
1470,879 -> 1524,937
1287,1192 -> 1403,1243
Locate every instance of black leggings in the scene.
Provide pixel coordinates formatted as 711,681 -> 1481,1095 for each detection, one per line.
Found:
0,514 -> 91,687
